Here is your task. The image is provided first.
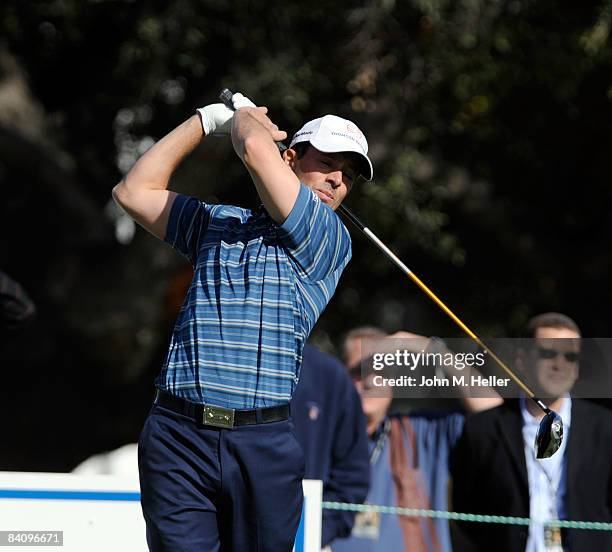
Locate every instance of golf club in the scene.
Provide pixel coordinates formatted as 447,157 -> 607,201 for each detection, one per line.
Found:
337,206 -> 563,459
218,88 -> 563,459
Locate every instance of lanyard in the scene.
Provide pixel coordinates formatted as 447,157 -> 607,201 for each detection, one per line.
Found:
369,419 -> 391,465
525,435 -> 564,552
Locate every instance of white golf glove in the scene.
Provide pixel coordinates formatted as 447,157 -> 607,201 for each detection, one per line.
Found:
197,93 -> 256,136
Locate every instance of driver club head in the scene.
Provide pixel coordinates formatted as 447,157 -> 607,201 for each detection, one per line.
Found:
535,409 -> 563,459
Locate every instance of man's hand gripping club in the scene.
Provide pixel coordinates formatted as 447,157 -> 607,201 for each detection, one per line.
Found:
197,92 -> 286,145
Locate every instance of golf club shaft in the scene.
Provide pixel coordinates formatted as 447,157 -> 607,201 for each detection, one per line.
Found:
218,88 -> 550,415
339,205 -> 551,413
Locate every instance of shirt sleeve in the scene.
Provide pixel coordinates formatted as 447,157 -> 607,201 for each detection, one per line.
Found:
164,194 -> 212,265
277,184 -> 351,282
446,412 -> 466,449
410,411 -> 466,453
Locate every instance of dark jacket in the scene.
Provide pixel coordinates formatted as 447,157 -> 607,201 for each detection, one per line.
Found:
450,399 -> 612,551
291,345 -> 370,547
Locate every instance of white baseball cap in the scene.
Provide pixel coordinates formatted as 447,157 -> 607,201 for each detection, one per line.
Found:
289,115 -> 373,181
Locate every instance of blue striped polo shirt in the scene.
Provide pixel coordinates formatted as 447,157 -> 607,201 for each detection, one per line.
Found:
156,183 -> 351,409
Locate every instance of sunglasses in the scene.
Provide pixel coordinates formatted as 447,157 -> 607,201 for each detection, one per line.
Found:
536,347 -> 579,363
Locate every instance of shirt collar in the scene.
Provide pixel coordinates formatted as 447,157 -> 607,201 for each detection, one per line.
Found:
520,395 -> 572,430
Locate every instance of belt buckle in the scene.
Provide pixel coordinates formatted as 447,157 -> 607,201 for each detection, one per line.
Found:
202,405 -> 235,428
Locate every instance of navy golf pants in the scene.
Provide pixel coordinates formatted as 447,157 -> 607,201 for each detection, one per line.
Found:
138,403 -> 305,551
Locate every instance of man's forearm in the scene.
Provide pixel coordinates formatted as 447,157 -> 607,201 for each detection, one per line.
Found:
112,115 -> 205,241
120,115 -> 203,193
231,108 -> 273,161
230,108 -> 298,223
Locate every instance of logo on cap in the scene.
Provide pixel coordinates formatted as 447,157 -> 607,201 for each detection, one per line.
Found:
346,122 -> 364,138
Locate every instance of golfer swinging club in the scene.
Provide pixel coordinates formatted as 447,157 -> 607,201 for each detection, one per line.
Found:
112,92 -> 373,551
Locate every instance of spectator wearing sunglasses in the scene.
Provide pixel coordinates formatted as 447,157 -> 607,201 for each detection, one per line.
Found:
451,312 -> 612,552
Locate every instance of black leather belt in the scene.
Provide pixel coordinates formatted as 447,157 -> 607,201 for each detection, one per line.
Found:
154,389 -> 290,429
